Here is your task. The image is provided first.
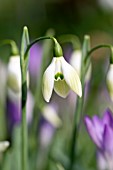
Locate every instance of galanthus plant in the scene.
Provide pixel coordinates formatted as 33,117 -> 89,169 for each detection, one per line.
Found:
1,26 -> 113,170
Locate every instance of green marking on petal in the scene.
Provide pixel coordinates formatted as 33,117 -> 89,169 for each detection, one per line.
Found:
54,79 -> 70,98
54,73 -> 64,80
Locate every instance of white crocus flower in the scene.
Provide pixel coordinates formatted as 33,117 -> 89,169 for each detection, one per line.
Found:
42,56 -> 82,102
106,64 -> 113,101
0,141 -> 10,152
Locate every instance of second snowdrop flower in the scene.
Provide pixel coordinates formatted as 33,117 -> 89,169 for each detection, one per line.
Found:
7,56 -> 21,94
42,56 -> 82,102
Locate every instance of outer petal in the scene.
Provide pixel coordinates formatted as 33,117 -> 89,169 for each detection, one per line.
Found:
92,115 -> 104,143
84,116 -> 102,148
42,58 -> 56,102
61,57 -> 82,97
54,79 -> 70,98
103,125 -> 113,154
102,109 -> 113,127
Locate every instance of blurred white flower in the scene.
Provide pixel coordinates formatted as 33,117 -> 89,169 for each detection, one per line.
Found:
106,64 -> 113,101
39,104 -> 61,148
0,60 -> 7,104
0,141 -> 9,152
7,56 -> 21,94
7,56 -> 29,101
42,56 -> 82,102
70,50 -> 92,83
42,105 -> 62,128
98,0 -> 113,11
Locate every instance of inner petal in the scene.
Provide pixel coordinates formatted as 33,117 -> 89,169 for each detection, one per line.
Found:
55,58 -> 62,75
54,72 -> 64,80
54,79 -> 70,98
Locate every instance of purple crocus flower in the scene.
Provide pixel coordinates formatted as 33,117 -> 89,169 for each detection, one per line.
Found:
84,109 -> 113,170
6,90 -> 34,133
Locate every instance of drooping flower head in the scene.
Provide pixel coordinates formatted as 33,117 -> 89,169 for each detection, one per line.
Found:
84,109 -> 113,170
42,56 -> 82,102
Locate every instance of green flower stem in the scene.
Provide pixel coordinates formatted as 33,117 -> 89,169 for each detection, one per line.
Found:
85,44 -> 113,65
58,34 -> 81,50
0,39 -> 19,56
69,35 -> 90,170
69,77 -> 85,170
20,26 -> 29,170
24,36 -> 63,60
21,105 -> 27,170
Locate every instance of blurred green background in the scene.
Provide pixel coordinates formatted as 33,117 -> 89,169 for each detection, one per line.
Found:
1,0 -> 113,40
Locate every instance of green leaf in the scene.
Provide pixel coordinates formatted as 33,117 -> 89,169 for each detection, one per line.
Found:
20,26 -> 30,83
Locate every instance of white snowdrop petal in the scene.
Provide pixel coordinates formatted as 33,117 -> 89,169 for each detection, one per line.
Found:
42,58 -> 56,102
61,57 -> 82,97
0,141 -> 10,152
54,79 -> 70,98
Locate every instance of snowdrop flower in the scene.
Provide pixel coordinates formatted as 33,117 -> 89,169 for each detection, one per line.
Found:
84,109 -> 113,170
42,56 -> 82,102
0,141 -> 9,152
106,64 -> 113,102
